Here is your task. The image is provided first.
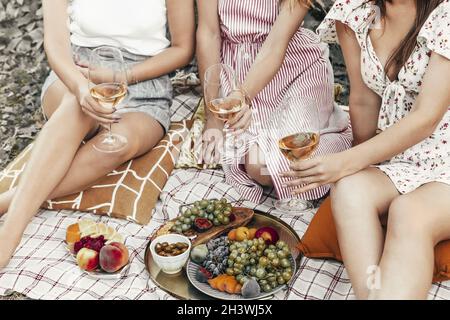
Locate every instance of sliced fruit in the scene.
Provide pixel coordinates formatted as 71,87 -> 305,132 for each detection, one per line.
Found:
106,232 -> 124,244
78,219 -> 96,234
255,227 -> 279,245
193,217 -> 213,233
66,223 -> 81,244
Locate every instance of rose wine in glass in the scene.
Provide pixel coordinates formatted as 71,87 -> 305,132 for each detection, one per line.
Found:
278,132 -> 320,162
272,96 -> 321,214
89,46 -> 128,153
208,97 -> 243,121
204,64 -> 245,161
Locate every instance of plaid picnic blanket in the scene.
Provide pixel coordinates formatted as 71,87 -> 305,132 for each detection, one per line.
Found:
1,87 -> 450,300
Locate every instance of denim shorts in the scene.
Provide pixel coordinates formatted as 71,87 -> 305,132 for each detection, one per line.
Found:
40,45 -> 173,133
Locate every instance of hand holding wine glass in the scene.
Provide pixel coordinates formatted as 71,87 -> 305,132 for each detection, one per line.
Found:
88,46 -> 129,153
203,63 -> 248,163
271,96 -> 321,214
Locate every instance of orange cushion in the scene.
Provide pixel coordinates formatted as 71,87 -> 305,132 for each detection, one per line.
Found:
0,121 -> 192,225
297,197 -> 450,282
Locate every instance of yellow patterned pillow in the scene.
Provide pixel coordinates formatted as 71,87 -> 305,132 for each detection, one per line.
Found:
0,121 -> 192,225
176,100 -> 221,170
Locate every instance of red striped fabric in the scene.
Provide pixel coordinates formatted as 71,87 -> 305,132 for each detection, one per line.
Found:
218,0 -> 352,204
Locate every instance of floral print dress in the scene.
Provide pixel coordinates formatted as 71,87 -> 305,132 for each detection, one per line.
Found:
317,0 -> 450,194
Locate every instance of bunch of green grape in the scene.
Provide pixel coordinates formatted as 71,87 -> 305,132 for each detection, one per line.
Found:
171,198 -> 233,234
225,238 -> 293,293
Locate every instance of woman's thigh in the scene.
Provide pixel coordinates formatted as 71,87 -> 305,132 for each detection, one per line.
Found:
331,167 -> 400,223
386,182 -> 450,244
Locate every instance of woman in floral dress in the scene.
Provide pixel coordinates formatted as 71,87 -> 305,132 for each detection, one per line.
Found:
286,0 -> 450,299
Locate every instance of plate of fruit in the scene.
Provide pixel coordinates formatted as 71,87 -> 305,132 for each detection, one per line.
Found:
66,219 -> 130,279
186,225 -> 295,300
152,199 -> 254,246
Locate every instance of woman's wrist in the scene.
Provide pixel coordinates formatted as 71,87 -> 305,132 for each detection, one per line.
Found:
340,148 -> 368,177
126,66 -> 138,85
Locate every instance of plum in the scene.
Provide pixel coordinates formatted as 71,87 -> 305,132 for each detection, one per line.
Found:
255,227 -> 279,245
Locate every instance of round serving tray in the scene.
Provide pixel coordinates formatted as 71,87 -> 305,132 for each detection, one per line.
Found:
144,210 -> 302,300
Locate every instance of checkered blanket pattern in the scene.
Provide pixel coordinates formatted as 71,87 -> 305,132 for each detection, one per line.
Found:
1,89 -> 450,300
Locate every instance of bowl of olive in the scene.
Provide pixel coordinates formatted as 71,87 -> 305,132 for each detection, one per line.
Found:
150,234 -> 192,274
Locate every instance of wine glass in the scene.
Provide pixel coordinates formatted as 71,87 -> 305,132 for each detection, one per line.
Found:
271,96 -> 321,214
203,63 -> 246,162
89,46 -> 128,153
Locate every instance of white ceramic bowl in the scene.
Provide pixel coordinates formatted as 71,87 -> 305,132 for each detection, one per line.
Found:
150,234 -> 192,274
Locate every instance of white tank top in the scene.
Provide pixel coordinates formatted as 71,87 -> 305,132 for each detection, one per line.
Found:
68,0 -> 170,56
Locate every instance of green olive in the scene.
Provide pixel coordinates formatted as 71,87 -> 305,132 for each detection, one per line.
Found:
222,216 -> 230,224
191,207 -> 200,215
277,276 -> 286,285
213,218 -> 220,226
220,198 -> 228,204
206,205 -> 215,213
207,214 -> 214,221
181,224 -> 190,231
226,268 -> 234,276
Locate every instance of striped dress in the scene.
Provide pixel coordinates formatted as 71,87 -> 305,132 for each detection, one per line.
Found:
219,0 -> 353,204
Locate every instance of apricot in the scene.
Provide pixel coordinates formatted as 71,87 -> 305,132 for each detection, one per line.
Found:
248,228 -> 257,240
227,229 -> 237,241
99,242 -> 129,273
235,227 -> 250,241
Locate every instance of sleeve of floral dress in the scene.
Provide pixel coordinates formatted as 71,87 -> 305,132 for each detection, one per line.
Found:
316,0 -> 375,44
418,1 -> 450,60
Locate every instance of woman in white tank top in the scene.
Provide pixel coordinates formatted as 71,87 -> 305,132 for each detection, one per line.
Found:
0,0 -> 195,269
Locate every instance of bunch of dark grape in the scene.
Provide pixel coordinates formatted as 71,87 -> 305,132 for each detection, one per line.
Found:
202,236 -> 229,277
226,238 -> 293,293
171,198 -> 233,234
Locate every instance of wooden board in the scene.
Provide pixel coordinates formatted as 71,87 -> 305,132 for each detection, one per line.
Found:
151,207 -> 254,246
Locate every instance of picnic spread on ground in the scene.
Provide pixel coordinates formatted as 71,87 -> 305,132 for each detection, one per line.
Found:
1,90 -> 449,300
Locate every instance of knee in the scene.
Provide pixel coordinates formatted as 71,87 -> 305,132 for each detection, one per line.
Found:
330,175 -> 363,221
245,163 -> 272,187
387,196 -> 428,240
46,95 -> 96,130
93,136 -> 140,167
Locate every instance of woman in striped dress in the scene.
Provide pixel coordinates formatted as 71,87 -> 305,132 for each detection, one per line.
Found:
197,0 -> 352,204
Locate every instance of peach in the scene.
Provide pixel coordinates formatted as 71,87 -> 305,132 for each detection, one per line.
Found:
99,242 -> 129,273
76,248 -> 99,271
235,227 -> 250,241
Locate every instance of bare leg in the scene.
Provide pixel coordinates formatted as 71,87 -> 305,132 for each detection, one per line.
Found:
245,144 -> 273,187
0,81 -> 164,269
369,182 -> 450,300
330,168 -> 399,299
0,94 -> 97,267
0,113 -> 163,213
